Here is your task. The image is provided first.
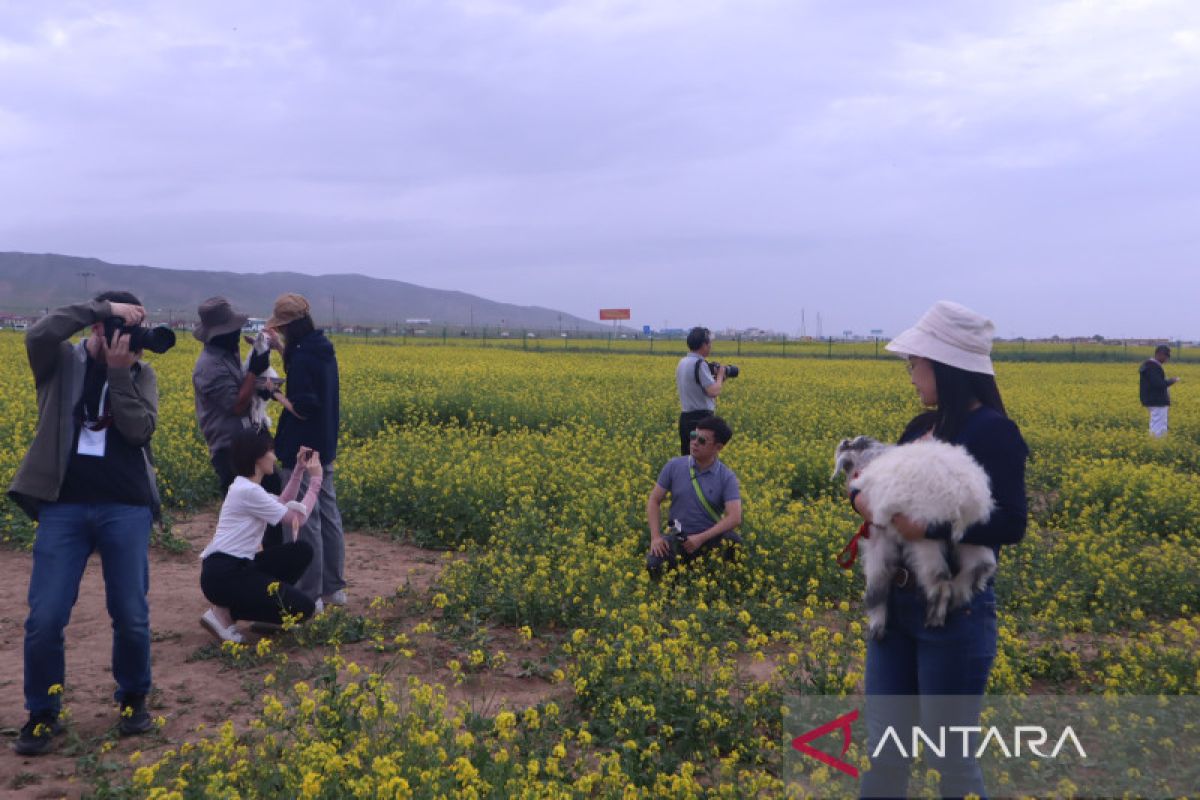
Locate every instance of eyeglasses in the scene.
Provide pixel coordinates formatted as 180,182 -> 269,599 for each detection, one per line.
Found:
689,430 -> 710,445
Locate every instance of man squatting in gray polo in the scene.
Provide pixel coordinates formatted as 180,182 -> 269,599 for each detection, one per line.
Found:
646,415 -> 743,579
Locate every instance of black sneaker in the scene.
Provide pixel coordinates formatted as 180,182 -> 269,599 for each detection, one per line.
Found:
118,694 -> 153,736
14,711 -> 62,756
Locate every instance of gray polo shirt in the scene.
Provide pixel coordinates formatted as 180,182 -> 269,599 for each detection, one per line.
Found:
192,344 -> 250,455
657,455 -> 740,534
677,352 -> 716,412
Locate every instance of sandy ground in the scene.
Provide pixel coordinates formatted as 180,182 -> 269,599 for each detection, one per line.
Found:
0,510 -> 563,799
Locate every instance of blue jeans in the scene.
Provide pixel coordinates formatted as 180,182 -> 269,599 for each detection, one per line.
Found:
860,585 -> 997,799
24,503 -> 153,714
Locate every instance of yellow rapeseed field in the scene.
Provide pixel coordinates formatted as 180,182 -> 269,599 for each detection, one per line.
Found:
1,330 -> 1197,797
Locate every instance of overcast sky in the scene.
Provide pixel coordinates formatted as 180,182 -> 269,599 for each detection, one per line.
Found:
2,1 -> 1198,337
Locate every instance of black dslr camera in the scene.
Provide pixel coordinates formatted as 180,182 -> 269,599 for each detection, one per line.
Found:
707,360 -> 740,379
103,317 -> 177,354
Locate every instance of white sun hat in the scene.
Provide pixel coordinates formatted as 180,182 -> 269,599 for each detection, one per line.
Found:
885,301 -> 996,375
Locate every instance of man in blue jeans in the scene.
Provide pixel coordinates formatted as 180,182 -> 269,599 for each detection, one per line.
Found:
7,292 -> 163,755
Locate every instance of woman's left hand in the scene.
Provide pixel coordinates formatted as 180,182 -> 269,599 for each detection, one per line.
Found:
891,513 -> 926,541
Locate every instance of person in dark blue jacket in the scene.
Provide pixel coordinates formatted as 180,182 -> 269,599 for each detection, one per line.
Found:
266,293 -> 346,609
1139,345 -> 1178,437
850,301 -> 1028,799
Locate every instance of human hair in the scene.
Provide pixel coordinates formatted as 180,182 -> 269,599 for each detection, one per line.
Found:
230,427 -> 275,478
686,327 -> 711,351
281,314 -> 316,369
695,415 -> 733,445
1155,345 -> 1171,358
928,361 -> 1008,442
94,289 -> 142,306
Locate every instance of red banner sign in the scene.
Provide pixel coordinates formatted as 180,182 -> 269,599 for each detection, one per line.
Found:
599,308 -> 631,320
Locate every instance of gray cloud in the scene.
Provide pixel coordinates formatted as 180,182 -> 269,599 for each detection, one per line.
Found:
2,0 -> 1198,337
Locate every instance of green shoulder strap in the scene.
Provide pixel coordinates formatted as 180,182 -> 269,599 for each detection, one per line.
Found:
689,463 -> 722,523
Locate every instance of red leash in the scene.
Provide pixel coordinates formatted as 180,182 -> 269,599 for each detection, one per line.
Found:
837,521 -> 871,569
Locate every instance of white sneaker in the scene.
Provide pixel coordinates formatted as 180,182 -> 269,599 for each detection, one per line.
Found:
200,609 -> 244,644
313,597 -> 325,615
323,589 -> 347,606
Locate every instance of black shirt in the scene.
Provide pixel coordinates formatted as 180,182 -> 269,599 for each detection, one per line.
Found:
58,354 -> 153,507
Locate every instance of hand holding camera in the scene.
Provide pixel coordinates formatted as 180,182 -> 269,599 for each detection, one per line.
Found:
297,446 -> 322,477
108,302 -> 145,327
100,330 -> 139,370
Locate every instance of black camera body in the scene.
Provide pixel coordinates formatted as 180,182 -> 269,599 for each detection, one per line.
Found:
103,317 -> 177,354
708,360 -> 740,379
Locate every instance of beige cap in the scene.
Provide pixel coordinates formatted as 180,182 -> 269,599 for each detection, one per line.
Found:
885,300 -> 995,375
266,293 -> 312,330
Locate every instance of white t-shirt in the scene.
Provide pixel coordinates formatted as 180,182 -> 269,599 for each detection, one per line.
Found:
200,476 -> 288,561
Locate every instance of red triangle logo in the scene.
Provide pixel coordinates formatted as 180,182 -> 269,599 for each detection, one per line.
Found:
791,708 -> 860,778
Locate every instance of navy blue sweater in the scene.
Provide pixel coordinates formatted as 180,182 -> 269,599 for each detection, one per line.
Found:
899,406 -> 1029,555
275,330 -> 340,468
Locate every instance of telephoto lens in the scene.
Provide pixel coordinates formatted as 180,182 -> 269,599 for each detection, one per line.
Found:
103,317 -> 177,354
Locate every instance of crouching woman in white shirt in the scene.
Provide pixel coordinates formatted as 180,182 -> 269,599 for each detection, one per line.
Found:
199,427 -> 323,643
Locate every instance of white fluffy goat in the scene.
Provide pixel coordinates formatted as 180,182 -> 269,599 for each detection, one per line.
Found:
833,436 -> 996,639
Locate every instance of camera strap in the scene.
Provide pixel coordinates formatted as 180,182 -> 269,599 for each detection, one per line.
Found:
689,464 -> 722,523
694,357 -> 705,388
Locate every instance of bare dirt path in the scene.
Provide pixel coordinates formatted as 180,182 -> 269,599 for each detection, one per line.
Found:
0,510 -> 458,799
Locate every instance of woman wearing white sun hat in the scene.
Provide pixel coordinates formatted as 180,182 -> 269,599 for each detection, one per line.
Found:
849,301 -> 1029,798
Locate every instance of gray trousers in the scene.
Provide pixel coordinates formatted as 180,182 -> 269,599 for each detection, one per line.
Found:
278,464 -> 345,601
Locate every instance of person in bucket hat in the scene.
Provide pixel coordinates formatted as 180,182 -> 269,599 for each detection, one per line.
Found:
192,297 -> 272,494
850,300 -> 1029,798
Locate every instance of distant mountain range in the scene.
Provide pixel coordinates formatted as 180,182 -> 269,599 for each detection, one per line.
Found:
0,252 -> 609,332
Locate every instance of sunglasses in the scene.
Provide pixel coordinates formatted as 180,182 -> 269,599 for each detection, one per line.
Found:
689,430 -> 710,445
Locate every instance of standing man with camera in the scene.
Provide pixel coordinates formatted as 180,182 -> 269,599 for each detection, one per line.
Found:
7,292 -> 165,755
676,326 -> 727,456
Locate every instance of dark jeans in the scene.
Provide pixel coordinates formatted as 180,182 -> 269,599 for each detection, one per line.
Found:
200,544 -> 316,624
24,502 -> 153,714
678,410 -> 712,456
860,585 -> 998,799
646,530 -> 743,580
211,448 -> 284,548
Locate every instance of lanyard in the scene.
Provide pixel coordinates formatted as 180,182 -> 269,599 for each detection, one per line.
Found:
83,382 -> 112,431
689,461 -> 722,523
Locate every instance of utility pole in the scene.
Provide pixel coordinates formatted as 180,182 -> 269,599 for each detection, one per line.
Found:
800,308 -> 806,338
331,295 -> 338,332
78,271 -> 95,295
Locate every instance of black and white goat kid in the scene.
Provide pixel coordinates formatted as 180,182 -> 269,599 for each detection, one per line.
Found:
833,436 -> 996,639
242,331 -> 295,429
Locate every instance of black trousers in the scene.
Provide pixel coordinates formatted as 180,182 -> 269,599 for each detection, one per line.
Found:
211,448 -> 284,548
200,544 -> 316,624
678,410 -> 712,456
647,531 -> 744,581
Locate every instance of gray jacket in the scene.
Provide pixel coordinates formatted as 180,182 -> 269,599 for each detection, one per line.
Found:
7,300 -> 161,521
